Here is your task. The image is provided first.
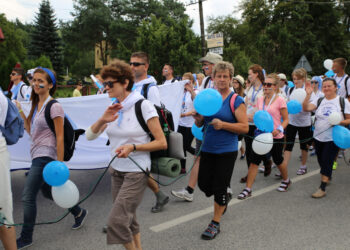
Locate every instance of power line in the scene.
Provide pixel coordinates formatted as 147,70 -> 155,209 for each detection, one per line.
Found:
282,0 -> 350,4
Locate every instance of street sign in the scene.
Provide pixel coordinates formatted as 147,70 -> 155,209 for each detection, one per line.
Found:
209,47 -> 223,55
206,33 -> 224,48
294,55 -> 312,72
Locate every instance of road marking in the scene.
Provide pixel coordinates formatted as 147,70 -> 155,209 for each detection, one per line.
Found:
150,169 -> 319,232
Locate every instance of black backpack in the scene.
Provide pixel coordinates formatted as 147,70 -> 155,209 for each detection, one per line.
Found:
135,99 -> 174,159
344,76 -> 350,98
45,100 -> 85,161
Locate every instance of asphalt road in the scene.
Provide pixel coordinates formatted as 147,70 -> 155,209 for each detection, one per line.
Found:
4,148 -> 350,250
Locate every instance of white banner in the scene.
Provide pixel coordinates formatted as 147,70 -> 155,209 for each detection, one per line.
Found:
9,81 -> 185,170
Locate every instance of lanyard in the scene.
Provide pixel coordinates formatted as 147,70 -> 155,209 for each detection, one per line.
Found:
334,74 -> 346,88
251,84 -> 262,103
263,94 -> 276,111
31,95 -> 52,133
182,91 -> 188,111
11,82 -> 23,100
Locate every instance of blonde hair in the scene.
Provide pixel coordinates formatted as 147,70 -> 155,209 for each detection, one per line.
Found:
265,73 -> 280,94
182,72 -> 194,83
292,68 -> 307,80
213,61 -> 234,78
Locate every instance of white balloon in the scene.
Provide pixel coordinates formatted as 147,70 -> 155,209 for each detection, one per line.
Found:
289,88 -> 307,104
238,140 -> 242,150
252,133 -> 273,155
323,59 -> 333,70
328,112 -> 343,125
52,180 -> 80,209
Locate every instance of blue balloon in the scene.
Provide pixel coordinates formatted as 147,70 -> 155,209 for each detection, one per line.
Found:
325,70 -> 335,78
288,81 -> 294,88
43,161 -> 70,186
287,100 -> 302,114
191,124 -> 203,141
194,89 -> 222,116
253,110 -> 274,132
333,125 -> 350,149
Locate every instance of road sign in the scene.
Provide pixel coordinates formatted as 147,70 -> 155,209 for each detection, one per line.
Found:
209,47 -> 223,55
294,55 -> 312,72
206,33 -> 224,48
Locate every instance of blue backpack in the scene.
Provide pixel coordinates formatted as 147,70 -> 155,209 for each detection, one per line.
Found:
0,96 -> 24,145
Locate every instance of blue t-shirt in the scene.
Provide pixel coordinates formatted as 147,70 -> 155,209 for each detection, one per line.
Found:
202,92 -> 244,154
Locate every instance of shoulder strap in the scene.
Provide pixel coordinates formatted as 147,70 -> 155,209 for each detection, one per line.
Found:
19,84 -> 25,99
345,76 -> 350,97
141,83 -> 156,100
44,99 -> 58,135
134,99 -> 149,134
316,97 -> 325,109
204,77 -> 211,89
171,78 -> 176,83
289,86 -> 295,96
229,93 -> 238,117
339,96 -> 345,118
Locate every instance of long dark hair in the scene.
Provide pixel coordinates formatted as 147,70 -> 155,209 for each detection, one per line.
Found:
28,68 -> 57,122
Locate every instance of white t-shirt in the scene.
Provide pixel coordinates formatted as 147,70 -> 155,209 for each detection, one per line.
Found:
312,96 -> 350,142
10,81 -> 30,102
163,79 -> 177,85
179,90 -> 195,127
278,87 -> 287,100
199,76 -> 214,91
334,74 -> 349,98
106,100 -> 158,172
0,91 -> 8,138
134,78 -> 161,106
245,84 -> 264,125
314,90 -> 324,100
287,86 -> 315,127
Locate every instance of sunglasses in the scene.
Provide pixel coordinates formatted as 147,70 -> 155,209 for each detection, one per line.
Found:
10,73 -> 19,76
262,82 -> 275,87
129,62 -> 145,67
310,81 -> 318,84
102,80 -> 119,88
27,76 -> 33,80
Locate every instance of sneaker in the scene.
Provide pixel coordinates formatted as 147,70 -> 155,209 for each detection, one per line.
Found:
16,237 -> 33,249
201,222 -> 220,240
309,146 -> 314,151
332,161 -> 337,170
102,225 -> 108,233
240,153 -> 245,160
296,167 -> 307,175
277,180 -> 291,192
171,188 -> 193,202
151,196 -> 170,213
312,189 -> 326,198
72,209 -> 88,230
275,172 -> 282,178
310,149 -> 316,156
258,166 -> 265,173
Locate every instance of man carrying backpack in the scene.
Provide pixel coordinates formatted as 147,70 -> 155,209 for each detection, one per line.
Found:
129,51 -> 169,213
9,68 -> 30,102
162,63 -> 178,85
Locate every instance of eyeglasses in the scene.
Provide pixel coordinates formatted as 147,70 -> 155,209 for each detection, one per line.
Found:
262,82 -> 275,87
310,81 -> 318,84
129,62 -> 145,67
10,73 -> 19,76
102,80 -> 119,88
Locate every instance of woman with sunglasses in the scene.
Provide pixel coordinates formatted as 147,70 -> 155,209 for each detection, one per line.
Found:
86,59 -> 166,249
15,68 -> 87,249
303,78 -> 350,198
238,74 -> 290,199
241,64 -> 272,183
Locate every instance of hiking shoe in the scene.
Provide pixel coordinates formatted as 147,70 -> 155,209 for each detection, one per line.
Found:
277,180 -> 291,192
16,237 -> 33,249
312,189 -> 326,198
151,196 -> 169,213
171,188 -> 193,202
332,161 -> 337,170
72,209 -> 88,230
201,222 -> 220,240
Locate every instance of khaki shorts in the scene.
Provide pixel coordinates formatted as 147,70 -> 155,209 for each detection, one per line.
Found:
107,168 -> 148,244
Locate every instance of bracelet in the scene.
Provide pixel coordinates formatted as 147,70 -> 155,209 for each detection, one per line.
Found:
133,144 -> 136,152
19,109 -> 23,113
277,125 -> 284,133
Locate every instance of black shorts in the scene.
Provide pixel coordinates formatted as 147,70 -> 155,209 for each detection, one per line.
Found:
249,138 -> 284,166
285,124 -> 312,151
198,151 -> 237,199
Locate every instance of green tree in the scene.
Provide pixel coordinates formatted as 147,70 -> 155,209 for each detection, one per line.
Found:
135,15 -> 200,82
30,0 -> 63,76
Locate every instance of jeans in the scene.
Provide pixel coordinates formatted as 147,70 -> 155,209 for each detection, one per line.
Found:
21,157 -> 81,240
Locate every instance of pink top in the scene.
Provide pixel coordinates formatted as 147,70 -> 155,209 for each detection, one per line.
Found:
257,95 -> 286,139
30,102 -> 64,160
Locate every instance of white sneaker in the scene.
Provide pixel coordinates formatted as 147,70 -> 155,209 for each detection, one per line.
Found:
171,188 -> 194,202
258,166 -> 265,173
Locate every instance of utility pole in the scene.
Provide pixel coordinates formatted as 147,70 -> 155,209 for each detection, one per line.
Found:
186,0 -> 207,56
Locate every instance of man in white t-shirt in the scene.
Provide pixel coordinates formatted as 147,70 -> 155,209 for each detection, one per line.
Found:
332,58 -> 349,99
162,63 -> 177,85
198,52 -> 223,91
129,51 -> 168,213
9,68 -> 30,102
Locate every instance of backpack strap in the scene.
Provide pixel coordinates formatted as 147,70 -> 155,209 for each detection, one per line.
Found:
204,77 -> 211,89
229,93 -> 238,117
339,96 -> 345,118
141,83 -> 156,99
135,99 -> 150,134
344,76 -> 350,98
171,78 -> 176,83
44,99 -> 58,135
316,97 -> 325,109
288,86 -> 295,97
19,84 -> 25,99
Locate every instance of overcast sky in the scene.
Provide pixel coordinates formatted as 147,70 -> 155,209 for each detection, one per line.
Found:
2,0 -> 242,34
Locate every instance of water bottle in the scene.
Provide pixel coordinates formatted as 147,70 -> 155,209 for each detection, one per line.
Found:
163,123 -> 170,137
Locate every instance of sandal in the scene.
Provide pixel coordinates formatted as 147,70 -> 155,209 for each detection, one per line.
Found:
277,180 -> 291,192
240,176 -> 248,183
237,188 -> 252,200
296,167 -> 307,175
201,222 -> 220,240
